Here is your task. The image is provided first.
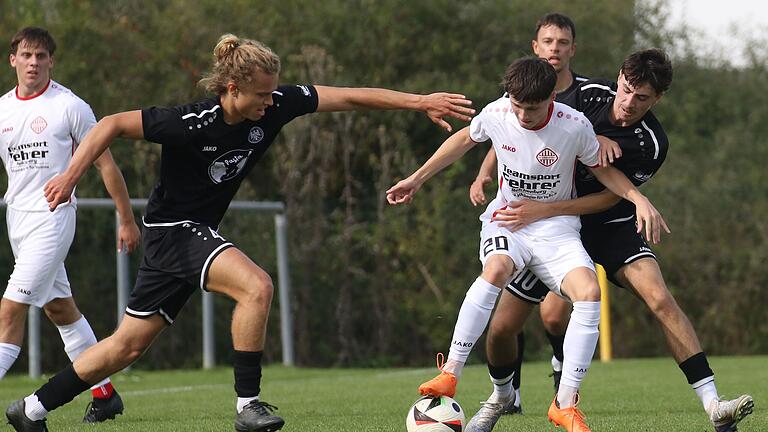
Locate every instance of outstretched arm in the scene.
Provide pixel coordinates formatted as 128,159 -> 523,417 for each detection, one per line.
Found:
92,150 -> 141,253
44,110 -> 144,211
314,86 -> 474,132
589,165 -> 670,243
469,147 -> 498,206
386,127 -> 477,204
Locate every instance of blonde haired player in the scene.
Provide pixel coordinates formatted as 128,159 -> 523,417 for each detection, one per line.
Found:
6,33 -> 474,432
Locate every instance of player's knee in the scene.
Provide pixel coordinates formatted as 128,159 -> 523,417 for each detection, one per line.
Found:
568,283 -> 600,302
109,335 -> 151,363
43,302 -> 80,325
242,271 -> 274,306
644,288 -> 678,318
488,313 -> 517,340
541,312 -> 568,334
481,256 -> 515,287
0,302 -> 27,328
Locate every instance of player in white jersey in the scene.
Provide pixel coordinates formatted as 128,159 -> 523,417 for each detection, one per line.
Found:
0,27 -> 139,425
387,57 -> 668,432
469,15 -> 589,412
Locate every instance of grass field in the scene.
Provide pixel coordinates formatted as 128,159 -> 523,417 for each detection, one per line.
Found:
1,356 -> 764,431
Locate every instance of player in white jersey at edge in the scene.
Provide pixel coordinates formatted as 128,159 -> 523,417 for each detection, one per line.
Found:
386,57 -> 669,432
0,27 -> 140,425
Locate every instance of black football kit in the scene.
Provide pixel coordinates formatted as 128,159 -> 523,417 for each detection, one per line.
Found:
126,85 -> 318,323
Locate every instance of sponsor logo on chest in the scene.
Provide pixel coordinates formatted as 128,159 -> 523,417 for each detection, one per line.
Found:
7,141 -> 49,165
208,149 -> 254,184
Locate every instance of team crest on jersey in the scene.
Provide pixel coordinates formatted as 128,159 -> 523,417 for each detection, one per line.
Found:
208,149 -> 253,184
248,127 -> 264,144
536,148 -> 559,167
30,117 -> 47,134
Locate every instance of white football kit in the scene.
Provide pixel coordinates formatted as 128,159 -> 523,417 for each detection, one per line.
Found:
469,98 -> 601,296
0,80 -> 95,306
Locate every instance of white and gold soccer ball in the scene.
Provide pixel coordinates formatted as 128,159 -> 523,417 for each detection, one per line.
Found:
405,395 -> 465,432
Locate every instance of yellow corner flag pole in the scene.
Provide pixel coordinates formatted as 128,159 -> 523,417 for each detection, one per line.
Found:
597,264 -> 612,362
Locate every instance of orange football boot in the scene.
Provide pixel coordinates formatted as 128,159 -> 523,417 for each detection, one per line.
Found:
418,353 -> 457,397
548,395 -> 591,432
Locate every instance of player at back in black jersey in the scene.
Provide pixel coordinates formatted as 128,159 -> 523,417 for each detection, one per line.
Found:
560,78 -> 669,228
473,49 -> 753,431
13,33 -> 475,432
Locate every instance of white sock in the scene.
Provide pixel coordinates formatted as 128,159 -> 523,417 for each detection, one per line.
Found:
446,277 -> 502,377
488,371 -> 514,403
514,387 -> 521,407
551,355 -> 563,372
0,343 -> 21,379
23,394 -> 48,421
57,316 -> 111,390
693,377 -> 718,410
558,301 -> 600,408
237,396 -> 259,413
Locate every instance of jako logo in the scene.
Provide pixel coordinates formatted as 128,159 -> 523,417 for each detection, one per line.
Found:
452,341 -> 473,348
17,288 -> 31,295
573,367 -> 588,373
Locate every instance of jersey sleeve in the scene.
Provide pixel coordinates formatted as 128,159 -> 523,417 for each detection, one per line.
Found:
67,97 -> 97,144
468,110 -> 491,143
142,105 -> 189,145
577,122 -> 600,168
273,85 -> 319,124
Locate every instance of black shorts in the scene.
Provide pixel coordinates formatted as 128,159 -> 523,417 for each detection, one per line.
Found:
126,221 -> 233,325
505,218 -> 657,303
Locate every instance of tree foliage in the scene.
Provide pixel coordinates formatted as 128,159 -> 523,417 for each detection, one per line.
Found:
0,0 -> 765,372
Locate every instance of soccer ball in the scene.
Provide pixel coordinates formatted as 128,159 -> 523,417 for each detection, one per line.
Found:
405,395 -> 465,432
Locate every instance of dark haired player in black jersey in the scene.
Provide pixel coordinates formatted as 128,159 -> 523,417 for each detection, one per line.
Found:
468,12 -> 588,416
4,33 -> 474,432
465,49 -> 753,432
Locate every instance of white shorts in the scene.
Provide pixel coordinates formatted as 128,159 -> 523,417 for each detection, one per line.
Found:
3,206 -> 75,307
478,221 -> 595,297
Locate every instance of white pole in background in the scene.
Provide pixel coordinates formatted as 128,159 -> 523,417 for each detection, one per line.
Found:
27,307 -> 41,378
275,213 -> 294,366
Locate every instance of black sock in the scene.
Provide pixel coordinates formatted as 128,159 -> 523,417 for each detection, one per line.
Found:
679,352 -> 714,384
512,332 -> 524,389
545,331 -> 565,363
35,364 -> 91,411
488,361 -> 516,380
234,350 -> 263,397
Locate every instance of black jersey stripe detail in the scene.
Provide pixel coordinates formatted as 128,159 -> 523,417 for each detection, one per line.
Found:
640,120 -> 661,159
604,214 -> 635,224
623,251 -> 656,264
199,242 -> 234,291
579,83 -> 616,95
181,104 -> 221,120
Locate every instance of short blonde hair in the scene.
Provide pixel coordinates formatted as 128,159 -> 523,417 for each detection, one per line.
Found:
199,34 -> 281,94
